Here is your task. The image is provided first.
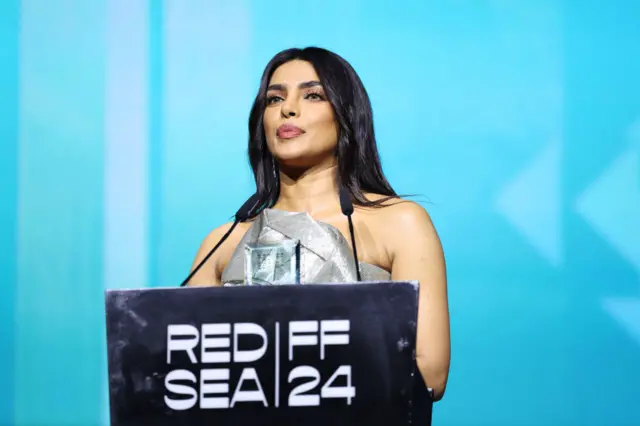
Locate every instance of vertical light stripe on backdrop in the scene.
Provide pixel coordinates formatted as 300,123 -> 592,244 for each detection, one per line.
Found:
104,0 -> 149,291
16,1 -> 106,424
103,0 -> 149,422
148,0 -> 163,288
0,1 -> 19,424
159,0 -> 254,288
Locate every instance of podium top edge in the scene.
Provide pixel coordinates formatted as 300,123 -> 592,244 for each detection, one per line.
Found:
105,280 -> 419,294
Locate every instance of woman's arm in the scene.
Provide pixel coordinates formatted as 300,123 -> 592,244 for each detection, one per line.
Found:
186,222 -> 236,287
386,202 -> 450,401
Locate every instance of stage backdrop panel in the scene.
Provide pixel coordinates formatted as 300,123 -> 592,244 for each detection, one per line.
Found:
1,1 -> 638,425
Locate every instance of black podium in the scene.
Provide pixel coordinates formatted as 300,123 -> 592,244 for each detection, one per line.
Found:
105,281 -> 431,425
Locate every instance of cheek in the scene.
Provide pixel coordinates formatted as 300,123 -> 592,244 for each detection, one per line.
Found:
262,110 -> 278,146
320,116 -> 339,145
263,109 -> 277,134
311,108 -> 338,140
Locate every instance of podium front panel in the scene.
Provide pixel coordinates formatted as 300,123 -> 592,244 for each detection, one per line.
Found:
105,281 -> 419,426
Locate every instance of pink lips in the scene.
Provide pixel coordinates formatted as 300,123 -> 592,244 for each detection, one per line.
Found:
276,124 -> 305,139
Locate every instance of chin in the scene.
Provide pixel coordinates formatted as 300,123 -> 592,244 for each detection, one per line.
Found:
270,141 -> 335,170
272,145 -> 311,164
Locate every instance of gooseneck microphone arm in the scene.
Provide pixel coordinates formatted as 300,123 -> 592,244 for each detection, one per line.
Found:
180,193 -> 261,287
339,187 -> 362,282
180,221 -> 240,287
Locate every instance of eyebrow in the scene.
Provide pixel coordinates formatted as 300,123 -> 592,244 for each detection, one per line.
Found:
266,80 -> 322,91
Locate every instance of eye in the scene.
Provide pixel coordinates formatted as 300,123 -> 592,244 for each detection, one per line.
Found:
266,94 -> 283,105
304,91 -> 326,101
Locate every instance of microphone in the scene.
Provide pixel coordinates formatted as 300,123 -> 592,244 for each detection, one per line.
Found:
180,193 -> 261,287
339,186 -> 362,282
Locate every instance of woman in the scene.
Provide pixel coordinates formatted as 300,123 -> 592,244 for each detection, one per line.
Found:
188,47 -> 450,403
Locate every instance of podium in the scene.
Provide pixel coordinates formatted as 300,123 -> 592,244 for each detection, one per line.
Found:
105,281 -> 432,425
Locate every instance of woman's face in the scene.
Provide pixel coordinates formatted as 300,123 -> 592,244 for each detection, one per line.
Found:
263,60 -> 338,169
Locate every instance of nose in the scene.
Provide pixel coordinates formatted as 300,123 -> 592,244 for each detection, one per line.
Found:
280,97 -> 299,118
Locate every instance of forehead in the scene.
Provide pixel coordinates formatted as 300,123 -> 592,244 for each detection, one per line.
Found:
268,60 -> 320,86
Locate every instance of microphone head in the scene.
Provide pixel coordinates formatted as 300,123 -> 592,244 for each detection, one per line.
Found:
235,193 -> 261,221
339,186 -> 354,216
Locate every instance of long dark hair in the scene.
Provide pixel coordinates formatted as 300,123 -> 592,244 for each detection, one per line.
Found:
247,46 -> 398,216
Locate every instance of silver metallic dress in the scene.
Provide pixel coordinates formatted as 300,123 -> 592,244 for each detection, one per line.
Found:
221,208 -> 391,285
220,208 -> 434,422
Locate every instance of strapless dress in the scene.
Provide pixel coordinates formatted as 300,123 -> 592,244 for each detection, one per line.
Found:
221,208 -> 390,285
220,208 -> 434,424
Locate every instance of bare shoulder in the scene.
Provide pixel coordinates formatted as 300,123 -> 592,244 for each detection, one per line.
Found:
380,198 -> 433,225
201,221 -> 237,246
361,194 -> 436,232
356,193 -> 441,262
390,201 -> 437,240
187,220 -> 251,287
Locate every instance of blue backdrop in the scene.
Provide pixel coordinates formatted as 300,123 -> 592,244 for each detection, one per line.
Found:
1,1 -> 639,425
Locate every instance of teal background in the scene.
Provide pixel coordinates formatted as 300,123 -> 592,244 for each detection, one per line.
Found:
1,1 -> 639,425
